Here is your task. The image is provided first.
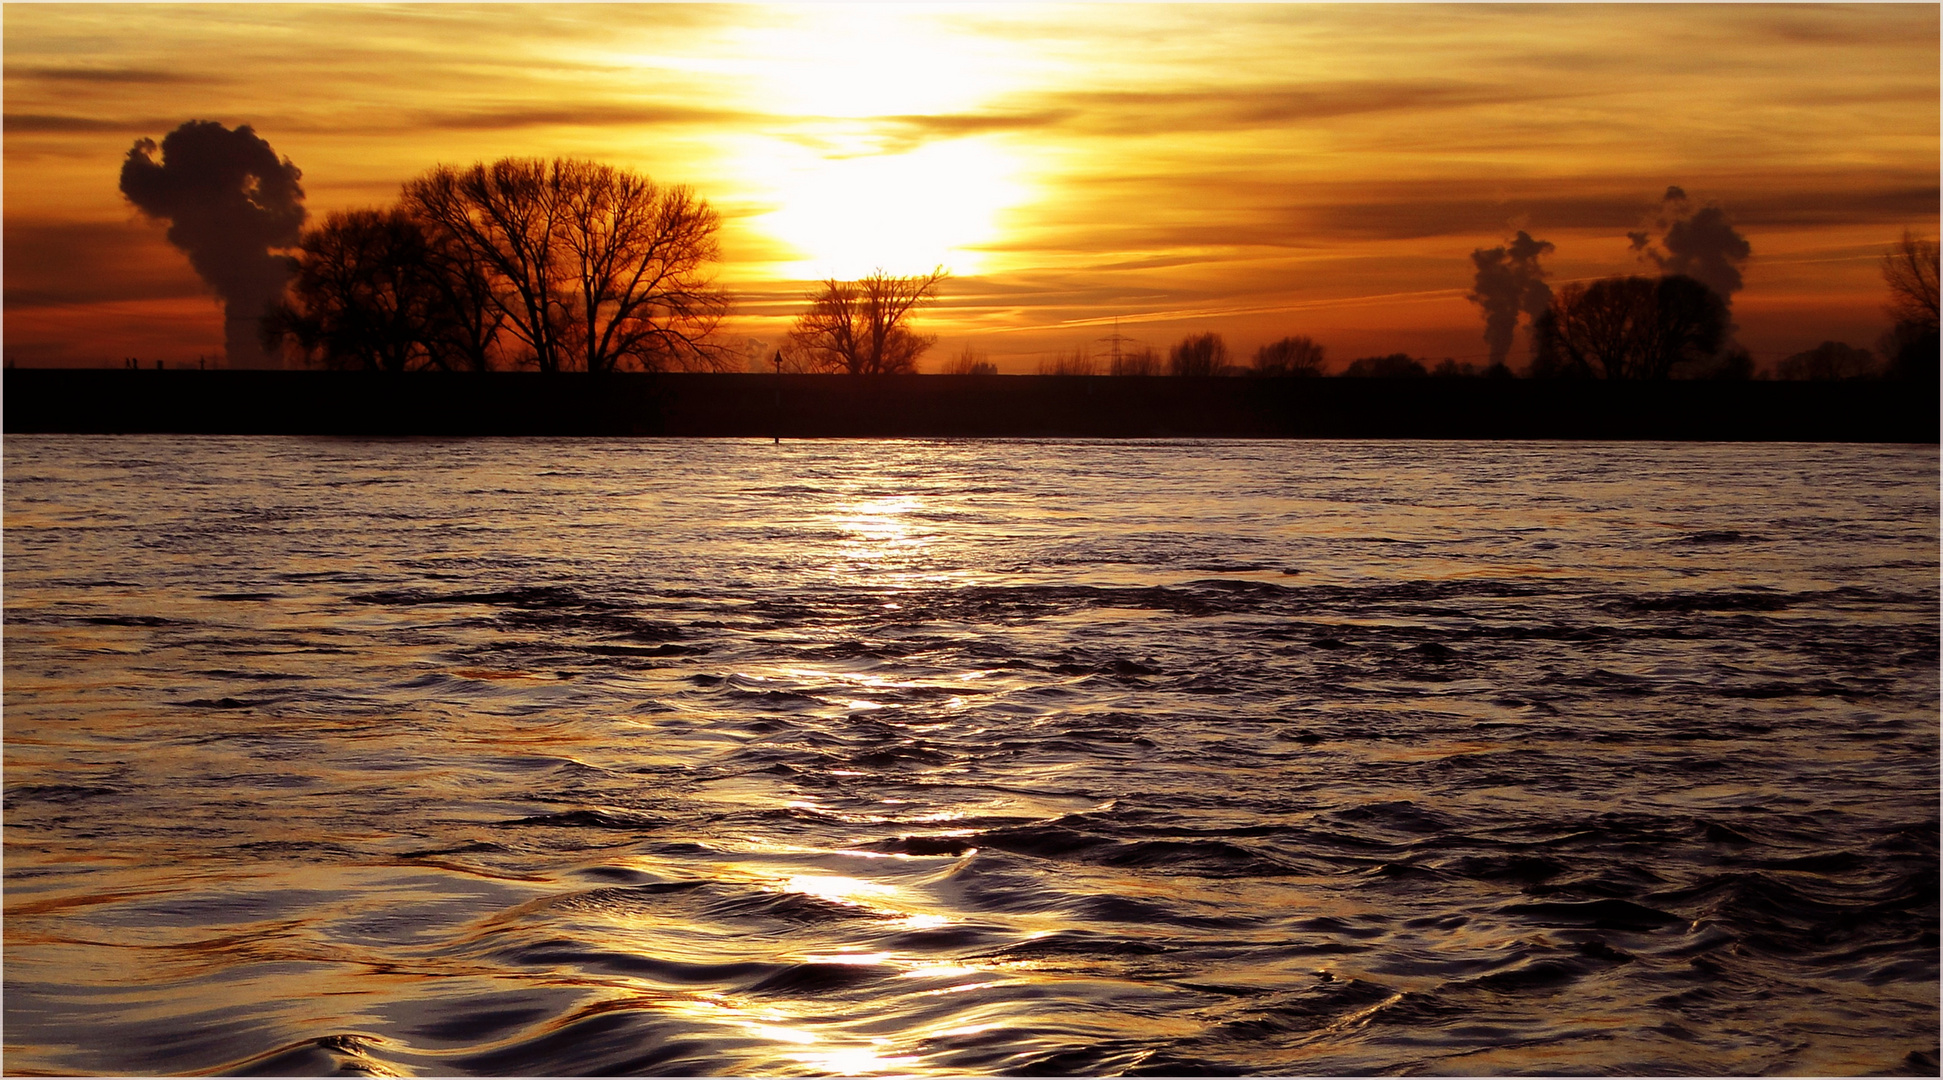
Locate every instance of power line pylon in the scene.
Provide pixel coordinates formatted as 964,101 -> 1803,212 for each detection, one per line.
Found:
1096,318 -> 1136,371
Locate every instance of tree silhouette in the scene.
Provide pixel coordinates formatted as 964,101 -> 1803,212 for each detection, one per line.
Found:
405,159 -> 566,371
1880,231 -> 1939,385
415,215 -> 506,372
552,161 -> 729,372
1038,347 -> 1098,375
264,208 -> 445,371
1252,336 -> 1325,376
1341,353 -> 1427,378
1533,274 -> 1726,380
1883,231 -> 1940,330
943,345 -> 997,375
788,268 -> 946,375
1168,332 -> 1228,376
1774,341 -> 1877,380
400,157 -> 729,373
1110,347 -> 1162,376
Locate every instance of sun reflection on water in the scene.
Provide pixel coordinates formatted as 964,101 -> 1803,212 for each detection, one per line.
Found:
782,874 -> 897,906
788,1042 -> 923,1076
835,495 -> 929,559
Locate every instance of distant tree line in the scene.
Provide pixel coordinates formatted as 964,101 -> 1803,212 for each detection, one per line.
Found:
1046,229 -> 1933,383
266,161 -> 1936,386
1020,333 -> 1328,377
264,157 -> 733,372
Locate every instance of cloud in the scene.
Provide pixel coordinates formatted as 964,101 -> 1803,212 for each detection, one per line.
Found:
882,110 -> 1078,138
402,102 -> 758,132
993,80 -> 1590,138
5,113 -> 172,134
993,174 -> 1940,256
5,65 -> 205,85
1718,184 -> 1940,228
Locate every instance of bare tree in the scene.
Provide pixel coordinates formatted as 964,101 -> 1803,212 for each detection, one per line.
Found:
943,345 -> 997,375
1111,346 -> 1162,376
788,268 -> 947,374
1537,278 -> 1642,379
1533,274 -> 1726,380
1880,232 -> 1940,384
399,158 -> 729,373
404,159 -> 567,371
1639,275 -> 1730,379
1168,332 -> 1228,376
1883,230 -> 1939,331
263,208 -> 444,371
415,220 -> 506,372
1038,347 -> 1097,375
553,161 -> 730,372
1252,336 -> 1325,376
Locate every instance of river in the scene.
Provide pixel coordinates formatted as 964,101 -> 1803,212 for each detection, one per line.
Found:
5,436 -> 1936,1075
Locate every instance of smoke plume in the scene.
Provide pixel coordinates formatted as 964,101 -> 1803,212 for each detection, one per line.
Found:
1467,230 -> 1554,366
119,121 -> 305,368
1628,186 -> 1750,306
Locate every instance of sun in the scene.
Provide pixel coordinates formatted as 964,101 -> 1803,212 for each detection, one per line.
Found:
748,137 -> 1022,280
723,7 -> 1033,279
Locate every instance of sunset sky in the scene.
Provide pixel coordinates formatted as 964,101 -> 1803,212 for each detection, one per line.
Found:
5,3 -> 1937,371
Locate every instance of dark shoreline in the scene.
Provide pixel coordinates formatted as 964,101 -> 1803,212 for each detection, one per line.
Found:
4,369 -> 1935,441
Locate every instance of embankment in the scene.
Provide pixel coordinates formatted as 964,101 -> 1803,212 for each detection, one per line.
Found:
3,369 -> 1934,441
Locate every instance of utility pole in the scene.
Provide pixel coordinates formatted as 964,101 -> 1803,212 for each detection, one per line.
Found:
772,349 -> 783,444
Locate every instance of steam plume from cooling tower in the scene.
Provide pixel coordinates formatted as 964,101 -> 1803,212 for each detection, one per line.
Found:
1468,230 -> 1554,367
119,121 -> 305,368
1628,186 -> 1750,306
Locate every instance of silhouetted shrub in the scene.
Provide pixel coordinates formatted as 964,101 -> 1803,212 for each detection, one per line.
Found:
1341,353 -> 1428,378
1773,341 -> 1877,380
1168,333 -> 1228,376
1038,348 -> 1098,376
1252,336 -> 1325,376
1111,347 -> 1162,376
943,346 -> 998,375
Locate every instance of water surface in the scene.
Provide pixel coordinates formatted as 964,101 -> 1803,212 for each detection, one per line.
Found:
5,437 -> 1937,1075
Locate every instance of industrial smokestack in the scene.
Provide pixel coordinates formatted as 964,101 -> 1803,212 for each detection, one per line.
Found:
1467,230 -> 1554,367
1628,186 -> 1750,306
119,121 -> 305,368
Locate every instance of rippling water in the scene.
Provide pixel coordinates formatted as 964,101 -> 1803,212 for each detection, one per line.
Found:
5,436 -> 1937,1076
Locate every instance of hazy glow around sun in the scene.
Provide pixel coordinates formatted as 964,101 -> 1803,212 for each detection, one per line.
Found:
748,137 -> 1023,279
733,6 -> 1009,118
716,6 -> 1034,279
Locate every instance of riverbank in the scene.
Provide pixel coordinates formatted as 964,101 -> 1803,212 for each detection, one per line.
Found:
3,369 -> 1934,441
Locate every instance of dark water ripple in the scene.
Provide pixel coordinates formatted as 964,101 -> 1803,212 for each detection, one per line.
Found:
4,436 -> 1936,1076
